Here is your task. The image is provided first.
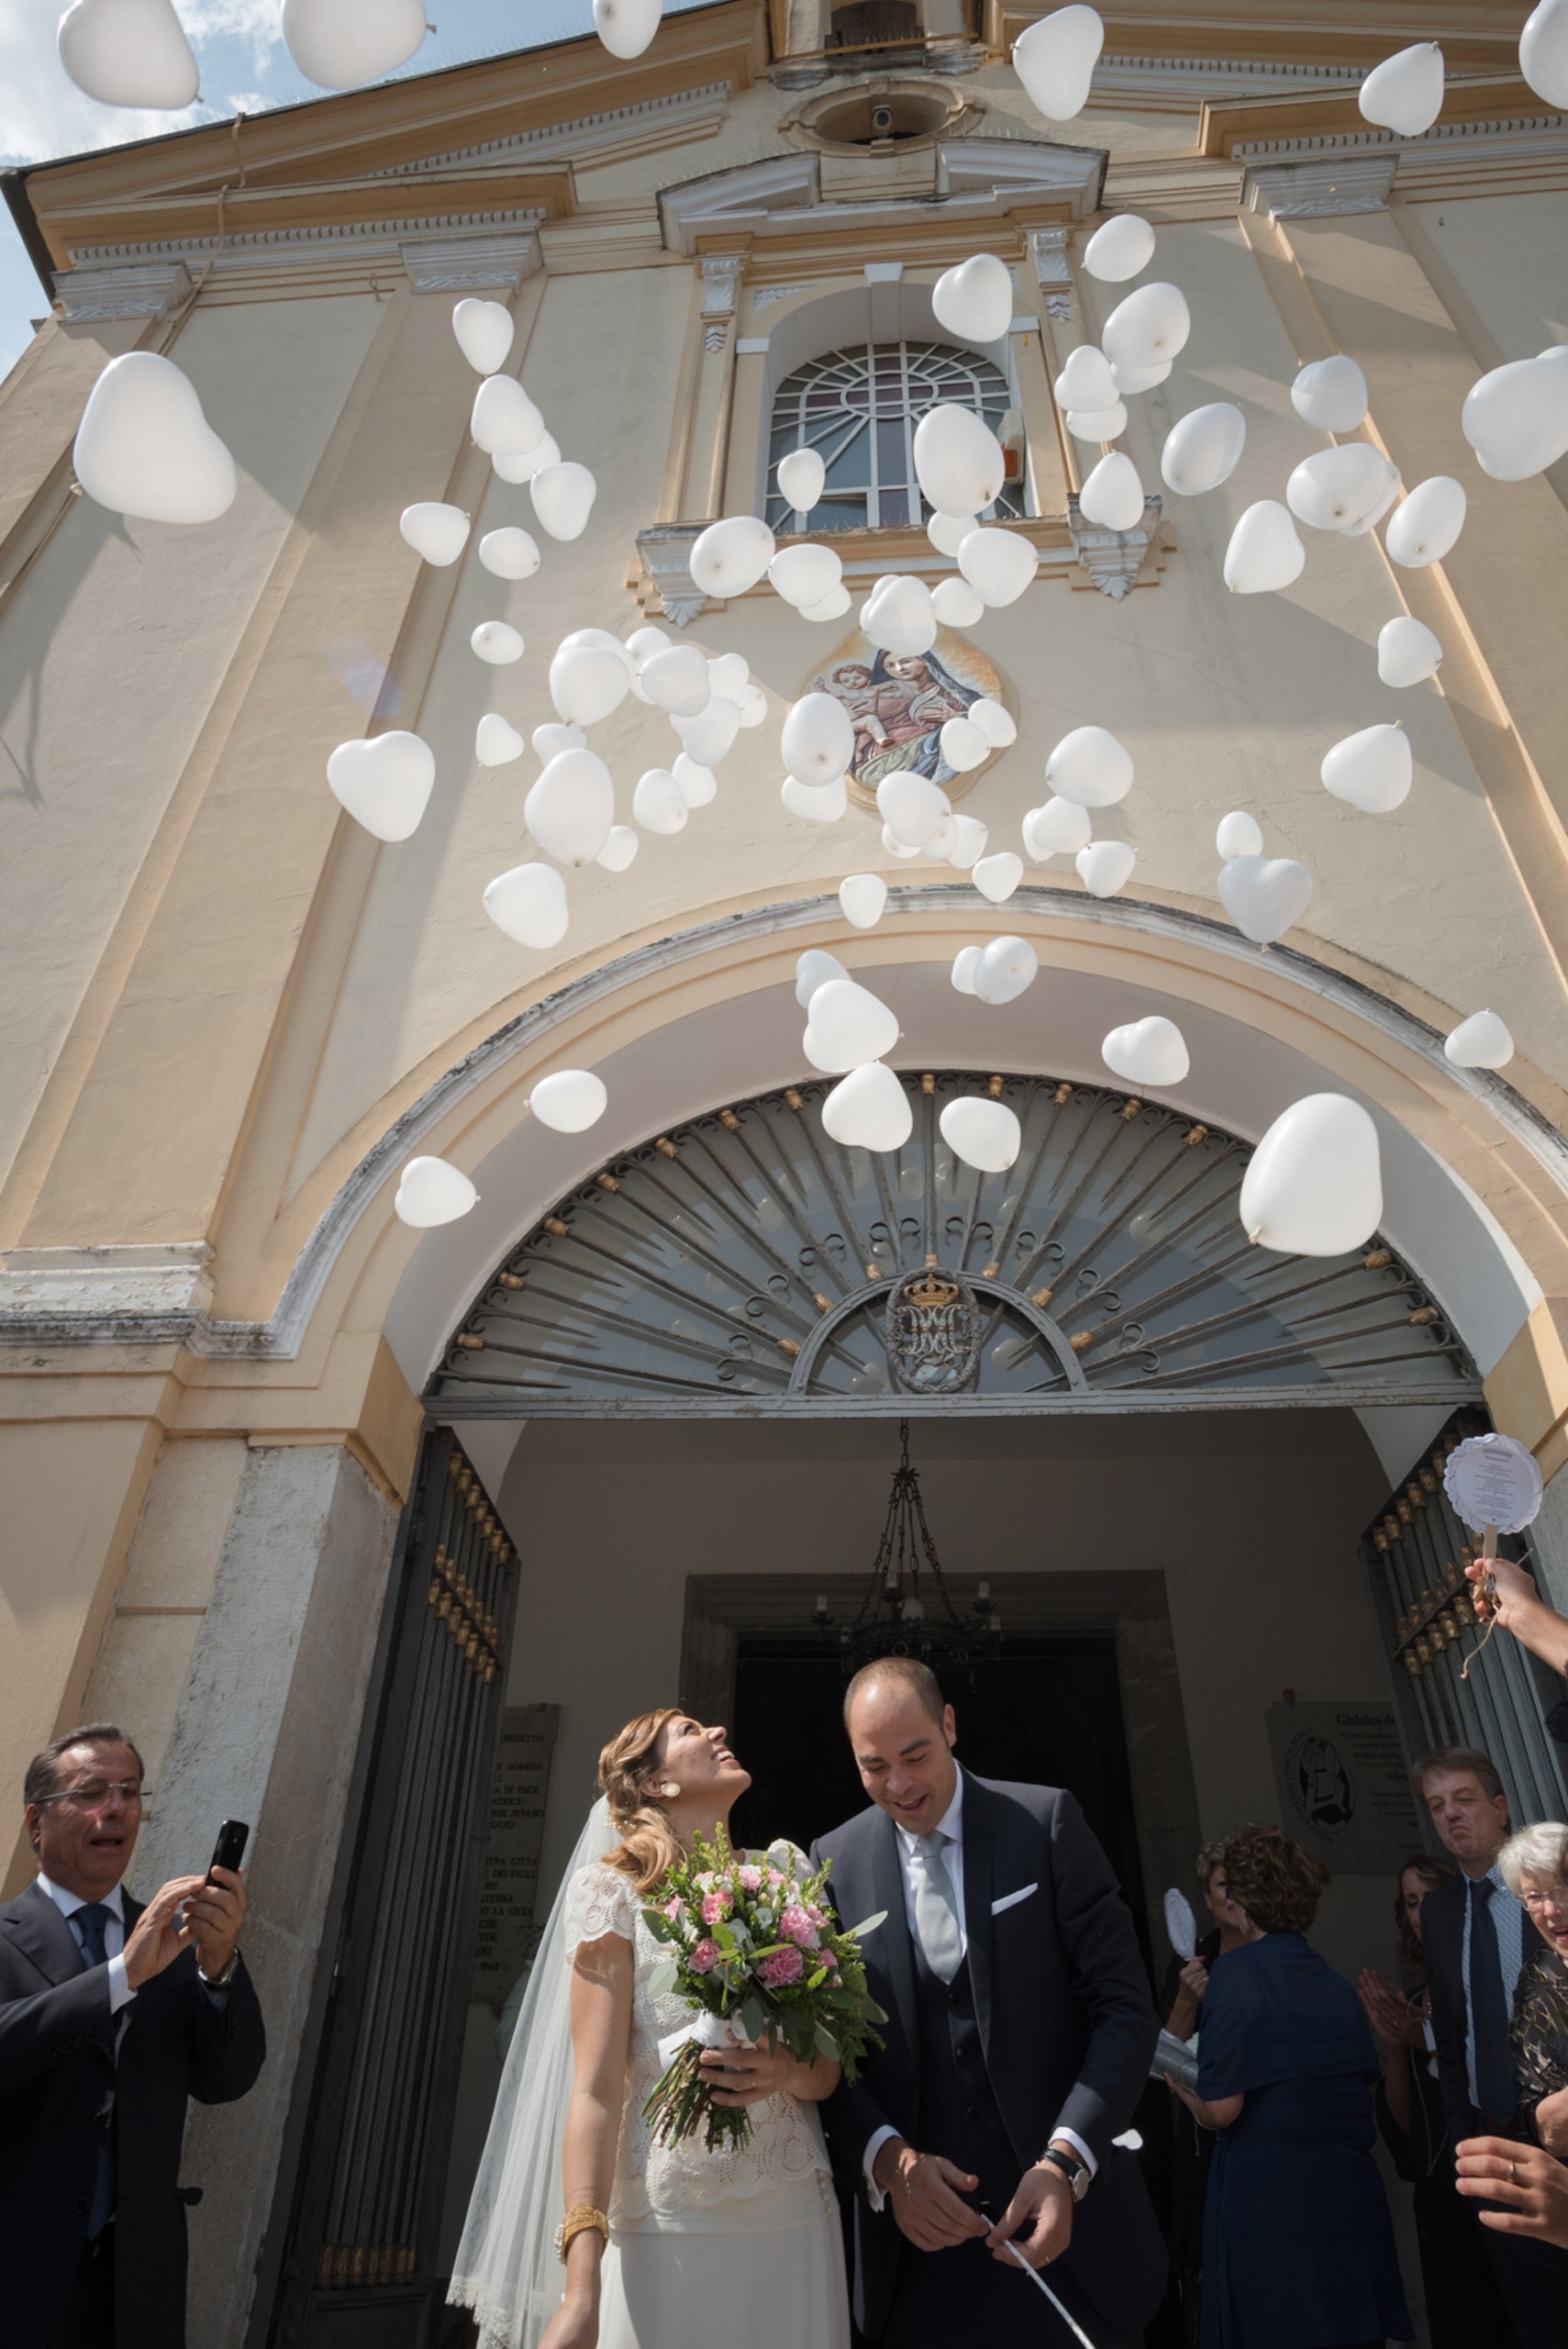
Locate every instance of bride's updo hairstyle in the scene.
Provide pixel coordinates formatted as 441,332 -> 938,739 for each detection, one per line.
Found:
600,1706 -> 684,1893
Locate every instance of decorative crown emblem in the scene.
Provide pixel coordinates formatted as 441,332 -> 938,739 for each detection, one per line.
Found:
906,1270 -> 962,1310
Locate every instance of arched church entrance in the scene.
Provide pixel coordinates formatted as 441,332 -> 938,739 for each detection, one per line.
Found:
254,1067 -> 1566,2349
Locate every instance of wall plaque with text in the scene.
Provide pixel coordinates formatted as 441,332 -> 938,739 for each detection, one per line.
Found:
1264,1701 -> 1421,1875
472,1702 -> 561,2014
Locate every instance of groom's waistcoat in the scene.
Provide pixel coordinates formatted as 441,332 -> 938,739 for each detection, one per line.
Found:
912,1940 -> 1016,2210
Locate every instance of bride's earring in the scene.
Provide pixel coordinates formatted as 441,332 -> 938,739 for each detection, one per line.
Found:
656,1781 -> 682,1800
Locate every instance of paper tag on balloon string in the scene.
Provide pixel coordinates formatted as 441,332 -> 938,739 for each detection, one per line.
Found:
1442,1436 -> 1543,1682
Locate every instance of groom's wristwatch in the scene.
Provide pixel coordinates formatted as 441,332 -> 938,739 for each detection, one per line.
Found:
1038,2144 -> 1091,2202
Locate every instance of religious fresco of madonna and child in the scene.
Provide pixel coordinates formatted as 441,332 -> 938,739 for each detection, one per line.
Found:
805,628 -> 1008,807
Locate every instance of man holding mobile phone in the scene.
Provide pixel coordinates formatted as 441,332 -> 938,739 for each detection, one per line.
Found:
0,1721 -> 266,2349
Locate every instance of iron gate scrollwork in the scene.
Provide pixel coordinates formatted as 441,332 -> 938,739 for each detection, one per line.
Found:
262,1431 -> 518,2347
428,1071 -> 1478,1414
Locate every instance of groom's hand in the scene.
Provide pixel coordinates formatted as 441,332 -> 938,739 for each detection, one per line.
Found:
986,2163 -> 1073,2270
873,2140 -> 990,2251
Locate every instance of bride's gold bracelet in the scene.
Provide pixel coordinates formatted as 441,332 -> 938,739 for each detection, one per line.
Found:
555,2206 -> 610,2263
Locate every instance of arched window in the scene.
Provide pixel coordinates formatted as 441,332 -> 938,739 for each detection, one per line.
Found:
766,339 -> 1024,535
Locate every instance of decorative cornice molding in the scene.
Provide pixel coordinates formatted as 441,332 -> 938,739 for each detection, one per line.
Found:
374,82 -> 733,177
1243,152 -> 1396,218
700,253 -> 744,316
1067,495 -> 1163,598
1238,108 -> 1568,214
70,208 -> 550,278
399,229 -> 542,291
635,524 -> 709,625
52,258 -> 192,321
0,1244 -> 213,1346
1026,225 -> 1073,321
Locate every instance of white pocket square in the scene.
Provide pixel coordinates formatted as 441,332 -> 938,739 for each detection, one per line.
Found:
991,1883 -> 1039,1916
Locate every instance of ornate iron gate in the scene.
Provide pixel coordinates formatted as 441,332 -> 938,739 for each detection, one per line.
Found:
260,1431 -> 518,2348
1363,1410 -> 1568,1821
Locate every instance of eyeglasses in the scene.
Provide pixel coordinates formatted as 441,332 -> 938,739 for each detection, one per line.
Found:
1520,1888 -> 1567,1915
34,1780 -> 147,1811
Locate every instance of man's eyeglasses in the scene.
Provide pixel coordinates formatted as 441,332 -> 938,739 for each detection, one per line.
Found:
34,1780 -> 147,1810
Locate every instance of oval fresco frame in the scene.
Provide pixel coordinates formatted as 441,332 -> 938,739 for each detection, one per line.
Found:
800,625 -> 1009,812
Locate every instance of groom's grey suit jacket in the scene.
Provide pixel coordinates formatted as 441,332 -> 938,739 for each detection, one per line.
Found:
811,1771 -> 1164,2342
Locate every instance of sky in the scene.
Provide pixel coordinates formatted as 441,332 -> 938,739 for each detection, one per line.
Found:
0,0 -> 710,382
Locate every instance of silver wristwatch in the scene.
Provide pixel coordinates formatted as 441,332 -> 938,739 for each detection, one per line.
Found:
1039,2145 -> 1090,2202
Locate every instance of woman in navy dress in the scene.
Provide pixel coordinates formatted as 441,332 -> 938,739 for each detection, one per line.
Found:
1170,1824 -> 1410,2349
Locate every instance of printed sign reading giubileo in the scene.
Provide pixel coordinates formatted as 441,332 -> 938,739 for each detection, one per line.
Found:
1263,1701 -> 1422,1874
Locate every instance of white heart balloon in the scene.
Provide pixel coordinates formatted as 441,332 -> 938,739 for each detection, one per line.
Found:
796,948 -> 850,1007
1078,451 -> 1145,532
471,375 -> 545,457
493,432 -> 559,484
327,731 -> 435,841
281,0 -> 426,86
479,526 -> 540,580
914,406 -> 1006,516
484,862 -> 569,949
958,528 -> 1039,607
1321,724 -> 1412,814
878,773 -> 951,849
1290,355 -> 1368,433
1012,3 -> 1104,119
1111,356 -> 1172,396
1376,615 -> 1443,687
1076,841 -> 1136,897
394,1156 -> 476,1228
862,573 -> 939,656
822,1062 -> 913,1152
1046,725 -> 1133,807
640,645 -> 711,717
973,852 -> 1024,904
932,577 -> 985,628
73,352 -> 236,525
770,542 -> 842,608
944,815 -> 989,870
473,621 -> 524,665
593,0 -> 661,60
626,625 -> 671,667
777,447 -> 826,511
933,253 -> 1014,345
970,697 -> 1017,748
689,514 -> 774,597
951,947 -> 983,996
1521,0 -> 1568,106
1462,351 -> 1568,481
1066,403 -> 1128,444
1286,444 -> 1400,533
527,748 -> 615,865
1102,1016 -> 1189,1086
549,644 -> 629,727
532,722 -> 584,760
1240,1095 -> 1383,1254
476,714 -> 525,767
1444,1009 -> 1515,1069
840,873 -> 888,930
940,1096 -> 1021,1172
783,692 -> 855,785
1101,283 -> 1190,370
673,753 -> 717,807
739,682 -> 769,727
633,767 -> 688,835
58,0 -> 198,106
884,828 -> 924,862
1084,214 -> 1155,283
1223,502 -> 1306,594
803,584 -> 853,622
1215,809 -> 1263,861
1359,41 -> 1444,136
804,980 -> 899,1074
974,934 -> 1038,1004
1385,475 -> 1466,567
928,511 -> 978,557
1160,403 -> 1246,496
1054,344 -> 1119,412
531,462 -> 597,541
451,298 -> 514,375
596,825 -> 639,871
1023,797 -> 1092,859
530,1069 -> 609,1131
1218,854 -> 1313,943
940,717 -> 990,772
674,698 -> 741,767
782,774 -> 848,823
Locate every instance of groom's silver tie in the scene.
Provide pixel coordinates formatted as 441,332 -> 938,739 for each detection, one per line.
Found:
914,1833 -> 962,1984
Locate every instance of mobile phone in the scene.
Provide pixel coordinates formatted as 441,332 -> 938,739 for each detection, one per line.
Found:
206,1819 -> 250,1885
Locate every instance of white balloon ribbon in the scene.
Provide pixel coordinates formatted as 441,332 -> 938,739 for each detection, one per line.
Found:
1003,2241 -> 1101,2349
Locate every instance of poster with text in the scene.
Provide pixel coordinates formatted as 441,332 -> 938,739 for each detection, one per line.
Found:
1264,1701 -> 1421,1874
472,1701 -> 562,2015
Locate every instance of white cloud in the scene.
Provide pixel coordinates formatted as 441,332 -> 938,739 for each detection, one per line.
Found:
179,0 -> 284,76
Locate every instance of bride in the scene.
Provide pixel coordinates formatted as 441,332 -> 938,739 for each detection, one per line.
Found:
450,1707 -> 850,2349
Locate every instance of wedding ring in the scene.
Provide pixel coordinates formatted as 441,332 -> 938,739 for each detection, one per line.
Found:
1509,2160 -> 1518,2185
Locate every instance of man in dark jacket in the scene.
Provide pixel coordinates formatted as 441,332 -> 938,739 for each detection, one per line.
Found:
0,1721 -> 266,2349
811,1657 -> 1164,2348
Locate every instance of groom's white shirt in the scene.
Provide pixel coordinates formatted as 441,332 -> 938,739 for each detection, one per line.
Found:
862,1770 -> 1096,2206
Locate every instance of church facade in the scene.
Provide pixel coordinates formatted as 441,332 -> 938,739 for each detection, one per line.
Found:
2,3 -> 1567,2341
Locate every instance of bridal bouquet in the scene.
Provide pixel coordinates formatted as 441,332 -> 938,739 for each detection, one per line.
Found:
641,1828 -> 885,2151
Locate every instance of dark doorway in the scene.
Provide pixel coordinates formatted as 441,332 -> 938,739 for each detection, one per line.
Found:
728,1635 -> 1149,1965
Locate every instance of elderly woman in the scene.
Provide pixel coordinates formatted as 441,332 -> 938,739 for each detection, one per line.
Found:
1170,1824 -> 1409,2349
1500,1820 -> 1568,2154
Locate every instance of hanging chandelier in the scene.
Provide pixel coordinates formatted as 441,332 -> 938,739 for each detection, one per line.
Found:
814,1419 -> 1003,1682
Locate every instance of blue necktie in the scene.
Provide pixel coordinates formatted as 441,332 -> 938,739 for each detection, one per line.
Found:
72,1903 -> 117,2239
1468,1876 -> 1516,2128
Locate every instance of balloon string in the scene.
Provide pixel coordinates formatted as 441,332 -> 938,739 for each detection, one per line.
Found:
1460,1541 -> 1533,1683
1002,2242 -> 1100,2349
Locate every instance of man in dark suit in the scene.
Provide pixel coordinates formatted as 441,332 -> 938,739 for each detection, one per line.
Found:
811,1658 -> 1164,2348
1415,1742 -> 1565,2348
0,1720 -> 266,2349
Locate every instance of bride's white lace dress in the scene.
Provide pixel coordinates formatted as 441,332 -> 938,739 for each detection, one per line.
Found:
564,1848 -> 850,2349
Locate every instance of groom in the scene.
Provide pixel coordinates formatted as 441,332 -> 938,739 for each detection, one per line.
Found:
811,1658 -> 1165,2348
